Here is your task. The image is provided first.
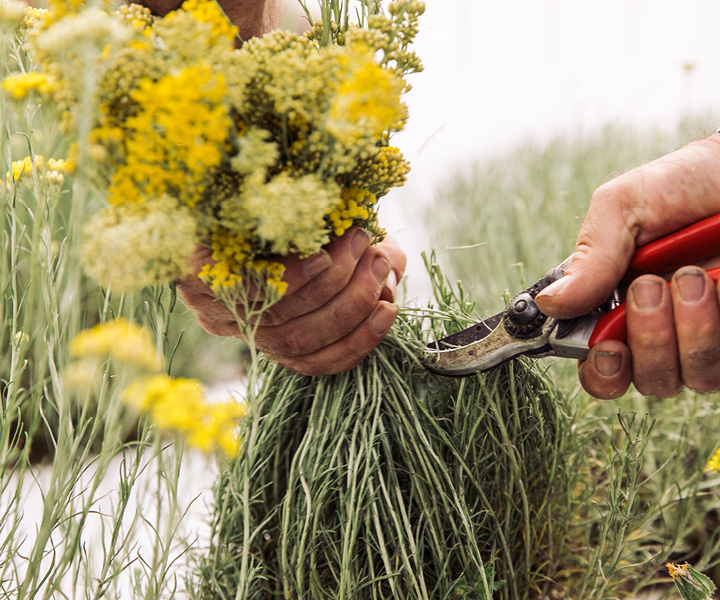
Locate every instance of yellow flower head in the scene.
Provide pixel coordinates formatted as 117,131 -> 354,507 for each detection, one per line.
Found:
328,44 -> 406,140
79,196 -> 198,292
33,7 -> 131,56
667,562 -> 690,581
70,318 -> 161,372
705,447 -> 720,473
173,0 -> 237,45
4,154 -> 73,190
124,375 -> 246,457
328,187 -> 375,237
2,72 -> 56,100
105,65 -> 230,207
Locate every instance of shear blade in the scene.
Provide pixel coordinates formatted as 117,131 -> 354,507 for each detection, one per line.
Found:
422,313 -> 517,376
426,313 -> 502,351
423,312 -> 557,376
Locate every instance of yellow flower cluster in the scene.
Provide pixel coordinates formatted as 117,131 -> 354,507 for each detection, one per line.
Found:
329,188 -> 376,237
198,228 -> 287,296
2,72 -> 55,100
70,318 -> 161,372
328,44 -> 406,140
0,0 -> 45,33
23,0 -> 423,304
24,6 -> 46,28
180,0 -> 238,44
43,0 -> 92,24
667,563 -> 690,580
4,154 -> 73,190
117,3 -> 153,30
106,65 -> 230,207
79,196 -> 198,292
705,447 -> 720,472
124,374 -> 246,457
67,318 -> 246,456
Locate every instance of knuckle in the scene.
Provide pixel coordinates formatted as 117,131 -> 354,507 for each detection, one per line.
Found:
634,377 -> 682,398
632,330 -> 675,350
280,326 -> 315,357
684,345 -> 720,372
681,346 -> 720,392
294,363 -> 326,377
338,287 -> 378,320
196,315 -> 228,337
260,304 -> 288,326
633,357 -> 682,398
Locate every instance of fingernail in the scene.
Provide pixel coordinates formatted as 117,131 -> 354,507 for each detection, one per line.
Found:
369,303 -> 398,336
594,351 -> 621,377
351,229 -> 370,260
675,268 -> 705,302
303,252 -> 332,280
631,280 -> 663,310
372,256 -> 391,284
382,269 -> 397,302
536,275 -> 570,300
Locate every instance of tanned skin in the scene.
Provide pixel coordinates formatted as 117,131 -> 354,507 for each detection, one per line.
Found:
136,0 -> 277,41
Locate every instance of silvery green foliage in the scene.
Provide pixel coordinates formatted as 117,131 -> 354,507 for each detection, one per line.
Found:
669,563 -> 717,600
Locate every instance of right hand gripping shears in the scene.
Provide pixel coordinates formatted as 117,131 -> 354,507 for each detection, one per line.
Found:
422,214 -> 720,376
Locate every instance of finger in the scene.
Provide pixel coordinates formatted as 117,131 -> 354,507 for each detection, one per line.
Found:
626,275 -> 682,397
176,266 -> 242,337
376,235 -> 407,279
264,249 -> 335,298
578,339 -> 632,399
255,249 -> 393,357
177,287 -> 240,337
270,301 -> 400,376
671,266 -> 720,392
536,178 -> 639,320
176,245 -> 215,298
262,227 -> 372,325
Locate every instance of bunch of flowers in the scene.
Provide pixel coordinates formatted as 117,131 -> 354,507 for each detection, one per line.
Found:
5,0 -> 423,298
67,317 -> 246,457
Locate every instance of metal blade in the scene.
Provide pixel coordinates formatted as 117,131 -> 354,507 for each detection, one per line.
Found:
426,313 -> 503,351
422,314 -> 558,376
422,255 -> 574,376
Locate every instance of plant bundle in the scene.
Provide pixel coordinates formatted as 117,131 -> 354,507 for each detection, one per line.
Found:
194,260 -> 574,600
4,0 -> 423,296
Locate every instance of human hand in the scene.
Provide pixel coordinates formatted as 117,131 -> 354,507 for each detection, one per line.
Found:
535,134 -> 720,399
176,227 -> 406,376
134,0 -> 276,41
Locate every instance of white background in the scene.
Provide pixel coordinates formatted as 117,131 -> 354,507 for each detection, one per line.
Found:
323,0 -> 720,299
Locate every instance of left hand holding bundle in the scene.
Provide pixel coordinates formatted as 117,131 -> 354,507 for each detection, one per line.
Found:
177,226 -> 406,376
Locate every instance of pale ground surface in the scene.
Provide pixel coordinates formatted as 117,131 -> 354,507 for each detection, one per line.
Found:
17,382 -> 674,597
19,1 -> 720,597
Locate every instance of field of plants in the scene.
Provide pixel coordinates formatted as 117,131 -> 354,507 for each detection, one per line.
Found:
2,0 -> 720,598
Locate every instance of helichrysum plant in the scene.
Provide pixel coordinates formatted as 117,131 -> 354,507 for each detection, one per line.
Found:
193,254 -> 573,600
12,0 -> 422,297
5,0 -> 424,459
667,562 -> 717,600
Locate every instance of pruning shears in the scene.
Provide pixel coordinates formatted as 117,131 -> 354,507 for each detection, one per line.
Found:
422,214 -> 720,376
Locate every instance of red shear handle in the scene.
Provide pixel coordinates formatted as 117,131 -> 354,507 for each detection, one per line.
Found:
622,213 -> 720,283
589,266 -> 720,347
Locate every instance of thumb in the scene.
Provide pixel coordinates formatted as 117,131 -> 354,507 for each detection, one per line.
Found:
536,134 -> 720,320
536,202 -> 637,319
